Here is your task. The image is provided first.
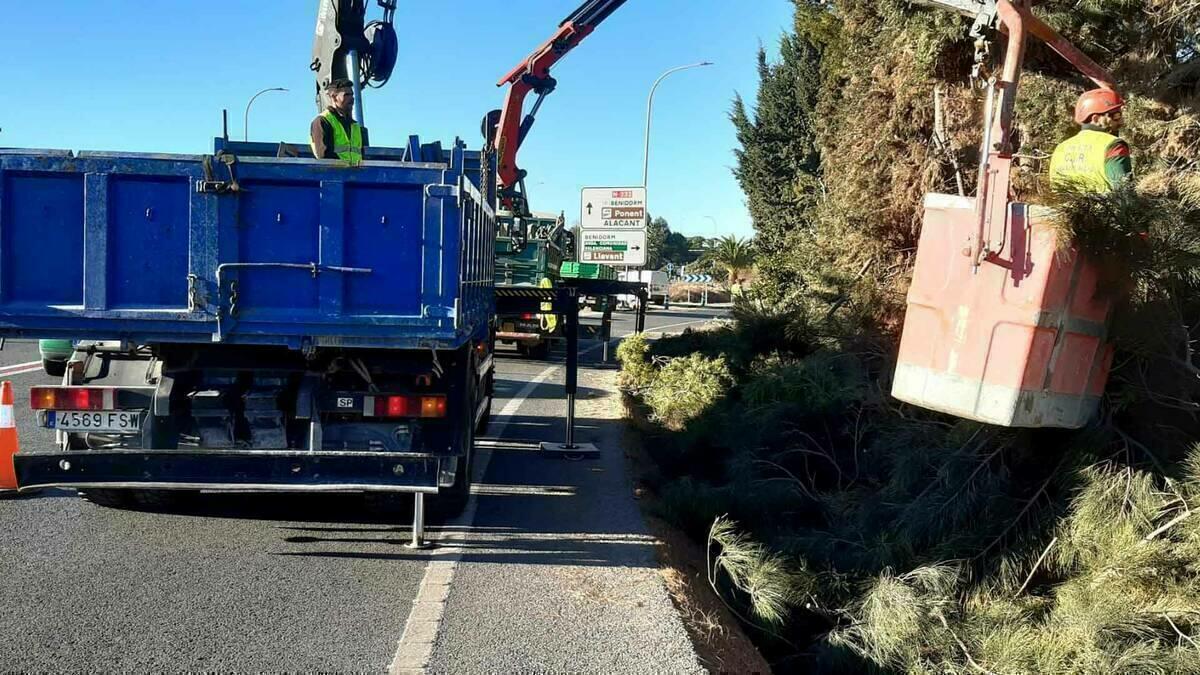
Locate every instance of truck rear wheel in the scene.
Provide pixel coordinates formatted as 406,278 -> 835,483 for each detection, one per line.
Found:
475,372 -> 493,435
42,359 -> 67,378
528,340 -> 551,360
435,363 -> 477,517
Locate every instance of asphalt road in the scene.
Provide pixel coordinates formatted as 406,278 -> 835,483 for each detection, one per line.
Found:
0,305 -> 727,672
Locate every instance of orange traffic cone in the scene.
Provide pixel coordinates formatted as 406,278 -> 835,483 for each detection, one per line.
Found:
0,382 -> 18,490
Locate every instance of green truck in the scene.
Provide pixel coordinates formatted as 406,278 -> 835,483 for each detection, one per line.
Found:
494,212 -> 572,358
494,213 -> 618,358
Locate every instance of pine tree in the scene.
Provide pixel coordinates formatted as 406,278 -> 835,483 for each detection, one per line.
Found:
731,28 -> 823,296
645,216 -> 670,270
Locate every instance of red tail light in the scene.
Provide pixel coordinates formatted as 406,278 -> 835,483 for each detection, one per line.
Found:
383,395 -> 409,417
30,387 -> 110,411
521,313 -> 535,320
370,395 -> 447,419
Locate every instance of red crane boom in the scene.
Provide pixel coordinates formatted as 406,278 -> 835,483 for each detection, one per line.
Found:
485,0 -> 629,216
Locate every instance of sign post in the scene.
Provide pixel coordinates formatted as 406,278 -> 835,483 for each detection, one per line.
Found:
580,186 -> 648,268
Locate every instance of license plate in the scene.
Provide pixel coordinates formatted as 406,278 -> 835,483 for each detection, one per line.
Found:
48,410 -> 141,434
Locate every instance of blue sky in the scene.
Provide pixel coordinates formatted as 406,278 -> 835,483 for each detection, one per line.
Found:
0,1 -> 792,239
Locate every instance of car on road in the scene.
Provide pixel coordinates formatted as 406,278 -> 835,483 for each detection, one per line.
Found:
38,339 -> 73,377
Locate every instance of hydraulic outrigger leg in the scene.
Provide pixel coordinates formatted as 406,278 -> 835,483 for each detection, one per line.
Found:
408,492 -> 431,549
542,287 -> 599,459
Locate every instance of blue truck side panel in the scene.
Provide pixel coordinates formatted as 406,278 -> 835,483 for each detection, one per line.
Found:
0,141 -> 495,350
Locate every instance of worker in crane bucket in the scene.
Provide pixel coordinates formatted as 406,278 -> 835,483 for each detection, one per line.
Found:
310,79 -> 368,165
1048,88 -> 1132,193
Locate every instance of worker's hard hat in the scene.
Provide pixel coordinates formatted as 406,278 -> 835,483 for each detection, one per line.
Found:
1075,88 -> 1125,124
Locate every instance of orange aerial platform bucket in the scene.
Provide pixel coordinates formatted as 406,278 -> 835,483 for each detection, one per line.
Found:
891,195 -> 1113,428
891,0 -> 1121,428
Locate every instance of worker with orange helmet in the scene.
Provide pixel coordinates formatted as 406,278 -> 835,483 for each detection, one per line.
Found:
1048,88 -> 1132,192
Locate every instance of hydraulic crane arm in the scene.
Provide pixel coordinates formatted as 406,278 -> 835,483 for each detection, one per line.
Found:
487,0 -> 630,215
914,0 -> 1118,268
911,0 -> 1114,91
310,0 -> 399,121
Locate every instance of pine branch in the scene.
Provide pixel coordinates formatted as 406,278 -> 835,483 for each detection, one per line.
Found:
1145,510 -> 1193,542
939,436 -> 1005,510
753,459 -> 818,501
936,613 -> 998,675
1014,536 -> 1057,598
977,454 -> 1068,560
1164,613 -> 1200,653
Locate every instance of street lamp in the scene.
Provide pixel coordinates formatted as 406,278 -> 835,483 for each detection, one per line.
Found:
244,87 -> 289,142
642,62 -> 713,190
704,215 -> 719,243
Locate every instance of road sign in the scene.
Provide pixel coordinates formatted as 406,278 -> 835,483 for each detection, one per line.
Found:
682,274 -> 713,283
580,230 -> 647,267
581,187 -> 647,230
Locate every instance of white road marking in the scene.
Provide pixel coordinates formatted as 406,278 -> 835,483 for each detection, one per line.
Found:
388,363 -> 560,675
0,361 -> 41,375
387,313 -> 719,674
634,317 -> 720,336
0,366 -> 43,378
469,483 -> 576,497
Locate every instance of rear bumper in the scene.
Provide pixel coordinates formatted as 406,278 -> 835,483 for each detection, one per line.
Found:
496,331 -> 545,342
14,449 -> 442,493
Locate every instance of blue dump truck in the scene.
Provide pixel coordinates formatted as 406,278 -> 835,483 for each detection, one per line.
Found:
0,138 -> 495,514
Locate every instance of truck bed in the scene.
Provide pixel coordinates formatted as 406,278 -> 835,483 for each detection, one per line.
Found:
0,139 -> 495,350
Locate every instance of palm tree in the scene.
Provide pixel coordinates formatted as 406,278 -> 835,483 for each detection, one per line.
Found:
705,235 -> 755,290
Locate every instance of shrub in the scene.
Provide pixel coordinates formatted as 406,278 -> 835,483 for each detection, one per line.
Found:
742,351 -> 866,418
616,333 -> 657,392
643,354 -> 733,431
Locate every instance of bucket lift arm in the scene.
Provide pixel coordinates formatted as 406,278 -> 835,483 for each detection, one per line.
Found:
914,0 -> 1118,266
485,0 -> 630,216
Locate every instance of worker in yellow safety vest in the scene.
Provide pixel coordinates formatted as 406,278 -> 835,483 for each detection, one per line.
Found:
309,79 -> 368,165
1048,89 -> 1132,192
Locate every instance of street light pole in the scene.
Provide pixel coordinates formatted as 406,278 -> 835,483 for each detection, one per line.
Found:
642,61 -> 713,190
244,87 -> 289,142
702,216 -> 720,307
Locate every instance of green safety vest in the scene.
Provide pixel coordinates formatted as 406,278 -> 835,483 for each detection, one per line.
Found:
317,111 -> 364,165
1048,129 -> 1119,193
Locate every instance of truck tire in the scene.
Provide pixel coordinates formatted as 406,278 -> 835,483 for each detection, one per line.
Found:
435,361 -> 477,517
528,340 -> 551,360
78,489 -> 134,508
42,359 -> 67,377
475,372 -> 493,436
434,425 -> 475,518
